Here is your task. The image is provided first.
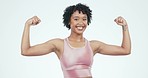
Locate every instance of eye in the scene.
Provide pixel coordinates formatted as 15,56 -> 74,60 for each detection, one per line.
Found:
83,18 -> 87,21
74,18 -> 78,21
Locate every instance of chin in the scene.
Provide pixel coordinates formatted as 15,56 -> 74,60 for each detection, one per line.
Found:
76,30 -> 85,35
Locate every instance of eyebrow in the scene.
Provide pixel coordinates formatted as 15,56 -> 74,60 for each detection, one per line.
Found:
73,15 -> 87,18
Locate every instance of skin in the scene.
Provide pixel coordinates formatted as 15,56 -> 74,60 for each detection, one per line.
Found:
21,10 -> 131,78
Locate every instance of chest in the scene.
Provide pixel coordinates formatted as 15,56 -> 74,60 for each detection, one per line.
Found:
68,41 -> 85,48
61,45 -> 93,68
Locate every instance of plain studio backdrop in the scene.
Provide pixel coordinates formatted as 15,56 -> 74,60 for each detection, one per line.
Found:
0,0 -> 148,78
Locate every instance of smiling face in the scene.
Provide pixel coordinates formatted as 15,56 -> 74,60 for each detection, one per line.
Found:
70,10 -> 88,35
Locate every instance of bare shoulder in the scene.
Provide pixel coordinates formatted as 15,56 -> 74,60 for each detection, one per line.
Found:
89,40 -> 104,54
47,38 -> 64,42
47,38 -> 64,46
47,38 -> 64,51
90,40 -> 103,46
46,38 -> 64,58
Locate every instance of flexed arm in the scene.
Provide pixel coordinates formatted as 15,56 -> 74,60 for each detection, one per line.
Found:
114,16 -> 131,54
21,16 -> 56,56
92,16 -> 131,55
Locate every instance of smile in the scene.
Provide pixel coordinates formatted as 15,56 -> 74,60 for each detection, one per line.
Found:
77,26 -> 83,30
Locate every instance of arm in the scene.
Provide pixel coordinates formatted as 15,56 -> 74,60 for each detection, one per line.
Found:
21,16 -> 56,56
94,16 -> 131,55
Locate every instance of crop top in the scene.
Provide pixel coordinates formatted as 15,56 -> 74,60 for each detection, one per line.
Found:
59,38 -> 93,78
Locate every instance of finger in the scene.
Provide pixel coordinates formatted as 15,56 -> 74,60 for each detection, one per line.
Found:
32,19 -> 36,25
35,16 -> 41,24
119,16 -> 125,22
118,19 -> 123,23
32,16 -> 40,25
36,19 -> 41,25
34,18 -> 39,24
116,17 -> 123,23
114,16 -> 121,22
116,21 -> 124,26
36,18 -> 41,24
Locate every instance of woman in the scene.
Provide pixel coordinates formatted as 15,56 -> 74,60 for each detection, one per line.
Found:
21,3 -> 131,78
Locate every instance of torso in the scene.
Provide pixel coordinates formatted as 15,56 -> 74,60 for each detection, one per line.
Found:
53,38 -> 98,59
52,38 -> 98,78
59,38 -> 93,78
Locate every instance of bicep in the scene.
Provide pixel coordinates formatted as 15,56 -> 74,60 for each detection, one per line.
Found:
23,41 -> 55,56
99,43 -> 126,55
94,41 -> 127,55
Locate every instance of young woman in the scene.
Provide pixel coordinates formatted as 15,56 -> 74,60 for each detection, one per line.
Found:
21,3 -> 131,78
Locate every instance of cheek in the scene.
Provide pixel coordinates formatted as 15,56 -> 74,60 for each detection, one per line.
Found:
70,21 -> 78,27
85,21 -> 88,26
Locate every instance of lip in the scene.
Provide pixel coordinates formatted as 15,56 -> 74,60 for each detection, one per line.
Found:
76,26 -> 85,31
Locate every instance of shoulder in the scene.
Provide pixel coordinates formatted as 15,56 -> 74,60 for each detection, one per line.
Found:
89,40 -> 103,46
53,38 -> 64,41
89,40 -> 101,48
47,38 -> 64,52
89,40 -> 105,53
46,38 -> 64,45
45,38 -> 64,58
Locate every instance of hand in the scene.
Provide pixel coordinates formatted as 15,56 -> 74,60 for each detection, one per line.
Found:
114,16 -> 127,26
25,16 -> 41,26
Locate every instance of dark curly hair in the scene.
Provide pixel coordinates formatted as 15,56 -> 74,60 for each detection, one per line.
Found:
63,3 -> 92,29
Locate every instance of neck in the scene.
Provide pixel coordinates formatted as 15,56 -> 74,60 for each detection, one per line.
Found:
68,33 -> 84,42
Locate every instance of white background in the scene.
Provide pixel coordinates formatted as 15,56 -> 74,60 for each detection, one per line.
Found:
0,0 -> 148,78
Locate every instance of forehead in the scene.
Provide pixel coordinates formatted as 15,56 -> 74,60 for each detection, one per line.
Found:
71,10 -> 87,18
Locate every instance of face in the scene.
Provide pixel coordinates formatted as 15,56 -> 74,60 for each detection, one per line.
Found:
70,10 -> 88,35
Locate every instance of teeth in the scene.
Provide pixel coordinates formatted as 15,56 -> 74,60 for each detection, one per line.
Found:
77,27 -> 83,29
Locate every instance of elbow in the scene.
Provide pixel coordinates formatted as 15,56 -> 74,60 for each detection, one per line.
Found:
125,51 -> 131,55
21,52 -> 28,56
21,46 -> 33,56
124,49 -> 131,55
21,49 -> 30,56
21,52 -> 32,56
21,51 -> 28,56
121,46 -> 131,55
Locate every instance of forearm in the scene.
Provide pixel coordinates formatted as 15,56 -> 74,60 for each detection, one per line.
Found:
21,24 -> 31,54
121,25 -> 131,54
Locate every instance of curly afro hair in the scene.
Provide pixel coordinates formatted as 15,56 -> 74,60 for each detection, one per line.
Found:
63,3 -> 92,29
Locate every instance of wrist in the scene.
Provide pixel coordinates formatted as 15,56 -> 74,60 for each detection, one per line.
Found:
122,24 -> 128,27
122,25 -> 128,31
25,23 -> 31,27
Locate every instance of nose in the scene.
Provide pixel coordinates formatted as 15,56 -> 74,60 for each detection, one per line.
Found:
78,20 -> 83,25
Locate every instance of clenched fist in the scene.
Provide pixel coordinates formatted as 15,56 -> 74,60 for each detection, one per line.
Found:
114,16 -> 128,27
25,16 -> 41,26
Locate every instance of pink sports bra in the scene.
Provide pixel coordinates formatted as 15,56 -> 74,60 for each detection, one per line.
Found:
59,38 -> 93,78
